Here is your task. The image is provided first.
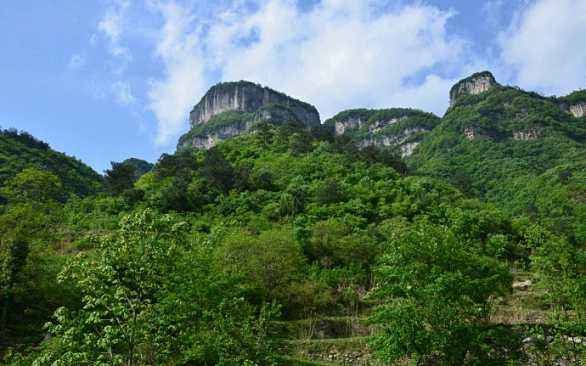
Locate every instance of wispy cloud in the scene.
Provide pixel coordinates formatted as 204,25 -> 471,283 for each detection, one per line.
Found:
146,0 -> 469,145
499,0 -> 586,95
67,54 -> 86,70
111,81 -> 136,105
97,0 -> 133,73
90,0 -> 586,147
147,0 -> 208,145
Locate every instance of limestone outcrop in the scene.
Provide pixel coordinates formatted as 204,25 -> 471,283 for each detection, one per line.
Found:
325,108 -> 439,157
558,90 -> 586,118
178,81 -> 321,150
449,71 -> 498,107
569,102 -> 586,118
513,129 -> 540,141
189,81 -> 320,128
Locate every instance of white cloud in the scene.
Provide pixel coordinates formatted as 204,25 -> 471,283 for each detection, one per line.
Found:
111,81 -> 136,105
146,0 -> 469,145
482,0 -> 507,29
97,0 -> 133,71
147,1 -> 208,145
67,54 -> 86,69
500,0 -> 586,95
224,1 -> 467,117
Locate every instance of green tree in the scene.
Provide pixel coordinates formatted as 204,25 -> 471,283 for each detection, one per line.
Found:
215,228 -> 305,304
370,222 -> 512,365
104,161 -> 137,195
528,226 -> 586,363
2,167 -> 64,204
34,210 -> 276,365
0,239 -> 29,343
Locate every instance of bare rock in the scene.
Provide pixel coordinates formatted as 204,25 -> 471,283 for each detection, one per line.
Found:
450,71 -> 498,107
189,81 -> 320,128
569,102 -> 586,118
513,279 -> 532,290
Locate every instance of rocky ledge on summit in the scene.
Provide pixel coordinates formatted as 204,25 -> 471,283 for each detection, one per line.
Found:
449,71 -> 498,107
178,81 -> 320,150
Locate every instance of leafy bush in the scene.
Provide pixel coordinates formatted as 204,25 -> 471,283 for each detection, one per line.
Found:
32,210 -> 278,365
370,222 -> 512,365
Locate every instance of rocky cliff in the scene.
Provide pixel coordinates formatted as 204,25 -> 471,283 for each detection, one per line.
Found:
325,108 -> 440,157
449,71 -> 498,107
179,81 -> 321,150
559,90 -> 586,118
569,103 -> 586,118
189,81 -> 320,127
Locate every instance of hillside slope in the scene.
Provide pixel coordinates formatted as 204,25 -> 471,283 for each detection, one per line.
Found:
409,72 -> 586,239
0,129 -> 102,197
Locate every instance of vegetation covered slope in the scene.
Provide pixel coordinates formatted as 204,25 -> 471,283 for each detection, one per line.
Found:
410,83 -> 586,241
1,73 -> 585,365
324,108 -> 440,155
0,129 -> 102,197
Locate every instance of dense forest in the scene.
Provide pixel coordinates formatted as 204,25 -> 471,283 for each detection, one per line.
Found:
0,73 -> 584,365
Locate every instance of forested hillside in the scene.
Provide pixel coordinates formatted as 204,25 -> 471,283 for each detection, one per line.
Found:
410,79 -> 586,243
0,129 -> 102,197
1,73 -> 584,365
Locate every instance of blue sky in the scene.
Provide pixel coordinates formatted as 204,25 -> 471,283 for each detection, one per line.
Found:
1,0 -> 585,173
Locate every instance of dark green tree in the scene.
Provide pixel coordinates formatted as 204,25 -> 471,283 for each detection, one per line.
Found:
370,222 -> 512,365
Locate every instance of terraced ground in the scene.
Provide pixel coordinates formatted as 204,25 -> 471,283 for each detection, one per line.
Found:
276,271 -> 553,366
276,315 -> 378,366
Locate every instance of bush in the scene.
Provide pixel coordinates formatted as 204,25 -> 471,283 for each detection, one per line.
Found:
370,221 -> 512,365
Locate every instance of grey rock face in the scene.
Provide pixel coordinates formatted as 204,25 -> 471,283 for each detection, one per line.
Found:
326,108 -> 439,157
180,121 -> 252,150
334,116 -> 363,135
569,102 -> 586,118
189,81 -> 320,128
513,129 -> 541,141
449,71 -> 498,107
333,116 -> 404,136
463,127 -> 476,141
358,128 -> 426,157
178,81 -> 321,150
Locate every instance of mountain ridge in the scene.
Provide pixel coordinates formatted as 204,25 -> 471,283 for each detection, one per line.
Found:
177,71 -> 585,153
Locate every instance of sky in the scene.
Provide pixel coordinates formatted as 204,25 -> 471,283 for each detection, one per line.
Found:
1,0 -> 585,173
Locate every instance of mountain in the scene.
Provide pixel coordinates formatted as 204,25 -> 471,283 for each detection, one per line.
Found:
410,71 -> 585,237
324,108 -> 440,156
0,129 -> 102,197
177,81 -> 320,150
116,158 -> 153,180
174,71 -> 585,239
4,72 -> 586,365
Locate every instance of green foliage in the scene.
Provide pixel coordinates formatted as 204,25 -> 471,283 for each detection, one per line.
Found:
4,77 -> 586,365
369,221 -> 513,365
104,158 -> 152,196
411,85 -> 586,239
0,129 -> 102,197
530,228 -> 585,329
33,210 -> 277,365
0,199 -> 72,352
215,227 -> 305,305
184,110 -> 253,138
560,89 -> 586,105
1,167 -> 65,204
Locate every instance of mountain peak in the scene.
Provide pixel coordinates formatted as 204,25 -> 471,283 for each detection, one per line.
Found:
189,81 -> 320,127
179,81 -> 321,150
449,71 -> 498,107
